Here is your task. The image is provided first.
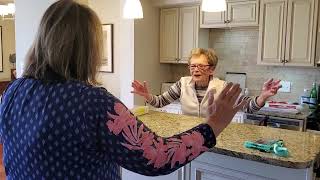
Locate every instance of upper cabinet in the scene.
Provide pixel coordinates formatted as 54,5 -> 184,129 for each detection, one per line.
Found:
160,8 -> 180,63
160,6 -> 209,63
316,7 -> 320,65
179,6 -> 200,62
258,0 -> 319,66
200,0 -> 259,28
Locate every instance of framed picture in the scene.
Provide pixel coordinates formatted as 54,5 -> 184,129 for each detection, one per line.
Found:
100,24 -> 114,73
0,26 -> 3,72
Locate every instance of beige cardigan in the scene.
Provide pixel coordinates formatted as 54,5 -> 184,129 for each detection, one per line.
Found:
180,76 -> 226,117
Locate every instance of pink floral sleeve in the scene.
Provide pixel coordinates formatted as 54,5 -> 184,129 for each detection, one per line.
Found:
103,100 -> 216,176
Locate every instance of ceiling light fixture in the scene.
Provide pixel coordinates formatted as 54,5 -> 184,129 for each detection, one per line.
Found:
201,0 -> 226,12
123,0 -> 143,19
0,3 -> 15,20
0,5 -> 9,16
7,3 -> 15,15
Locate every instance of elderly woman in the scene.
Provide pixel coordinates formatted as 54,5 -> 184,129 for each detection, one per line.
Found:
132,48 -> 281,117
0,1 -> 248,179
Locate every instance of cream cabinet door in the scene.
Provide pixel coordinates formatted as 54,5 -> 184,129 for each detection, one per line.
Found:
200,11 -> 226,28
257,0 -> 287,65
200,0 -> 259,28
160,8 -> 179,63
284,0 -> 318,66
227,0 -> 259,27
179,6 -> 199,63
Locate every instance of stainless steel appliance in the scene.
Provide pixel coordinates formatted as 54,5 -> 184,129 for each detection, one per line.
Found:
244,113 -> 305,131
307,107 -> 320,132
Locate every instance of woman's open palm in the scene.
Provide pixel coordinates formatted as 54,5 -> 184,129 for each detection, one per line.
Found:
206,83 -> 248,137
260,79 -> 281,99
131,80 -> 151,101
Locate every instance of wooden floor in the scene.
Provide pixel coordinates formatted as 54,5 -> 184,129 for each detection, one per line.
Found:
0,145 -> 5,179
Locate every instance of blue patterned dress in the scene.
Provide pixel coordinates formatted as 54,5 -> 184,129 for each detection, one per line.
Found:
0,77 -> 216,180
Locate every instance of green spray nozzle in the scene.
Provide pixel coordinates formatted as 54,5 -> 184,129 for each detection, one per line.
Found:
244,140 -> 289,157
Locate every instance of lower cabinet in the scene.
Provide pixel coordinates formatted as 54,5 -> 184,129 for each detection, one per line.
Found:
190,160 -> 271,180
121,167 -> 183,180
189,152 -> 313,180
121,151 -> 314,180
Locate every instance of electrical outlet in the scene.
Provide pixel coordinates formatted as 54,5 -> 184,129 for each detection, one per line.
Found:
278,81 -> 291,93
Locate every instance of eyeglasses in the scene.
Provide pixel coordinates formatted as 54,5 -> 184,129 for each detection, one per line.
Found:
188,64 -> 212,70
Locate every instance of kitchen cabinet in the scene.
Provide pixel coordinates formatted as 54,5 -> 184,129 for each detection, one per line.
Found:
200,0 -> 259,28
190,152 -> 314,180
257,0 -> 319,66
160,8 -> 179,63
160,6 -> 209,64
122,168 -> 183,180
138,111 -> 320,180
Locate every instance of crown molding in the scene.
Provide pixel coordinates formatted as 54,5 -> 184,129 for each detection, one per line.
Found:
151,0 -> 201,7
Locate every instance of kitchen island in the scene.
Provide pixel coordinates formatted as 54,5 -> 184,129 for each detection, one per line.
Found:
137,111 -> 320,180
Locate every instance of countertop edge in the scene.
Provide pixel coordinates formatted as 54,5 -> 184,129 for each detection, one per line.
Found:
138,111 -> 320,170
208,147 -> 314,169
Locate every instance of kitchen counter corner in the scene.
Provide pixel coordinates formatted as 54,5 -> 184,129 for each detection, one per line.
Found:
138,111 -> 320,169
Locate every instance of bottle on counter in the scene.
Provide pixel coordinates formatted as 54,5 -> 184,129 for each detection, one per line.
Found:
301,88 -> 310,105
310,82 -> 317,109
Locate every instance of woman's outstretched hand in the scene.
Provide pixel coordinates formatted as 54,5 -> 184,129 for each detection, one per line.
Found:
206,83 -> 248,137
131,80 -> 152,102
257,79 -> 282,106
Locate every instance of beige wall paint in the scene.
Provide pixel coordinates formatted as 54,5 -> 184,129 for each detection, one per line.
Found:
317,6 -> 320,63
171,28 -> 320,103
0,20 -> 15,81
16,0 -> 57,77
89,0 -> 121,97
89,0 -> 135,107
134,0 -> 172,105
317,31 -> 319,63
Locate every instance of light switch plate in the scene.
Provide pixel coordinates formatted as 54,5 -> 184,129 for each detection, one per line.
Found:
279,81 -> 291,93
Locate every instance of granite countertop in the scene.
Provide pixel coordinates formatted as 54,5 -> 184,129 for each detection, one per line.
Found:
138,111 -> 320,169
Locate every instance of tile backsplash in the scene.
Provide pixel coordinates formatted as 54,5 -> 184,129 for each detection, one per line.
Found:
170,28 -> 320,103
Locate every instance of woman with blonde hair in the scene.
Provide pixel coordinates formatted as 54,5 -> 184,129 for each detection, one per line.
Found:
132,48 -> 281,117
1,0 -> 247,179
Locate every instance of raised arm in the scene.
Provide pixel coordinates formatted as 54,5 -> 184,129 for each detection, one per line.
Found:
92,83 -> 245,176
131,80 -> 181,108
232,79 -> 281,113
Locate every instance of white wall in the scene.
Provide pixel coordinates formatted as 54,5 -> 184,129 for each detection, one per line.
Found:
15,0 -> 57,78
0,20 -> 15,81
134,0 -> 172,105
89,0 -> 134,108
15,0 -> 134,107
15,0 -> 87,77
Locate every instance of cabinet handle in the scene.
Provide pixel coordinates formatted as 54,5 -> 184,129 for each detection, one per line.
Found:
226,20 -> 231,23
280,59 -> 284,63
284,60 -> 289,63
